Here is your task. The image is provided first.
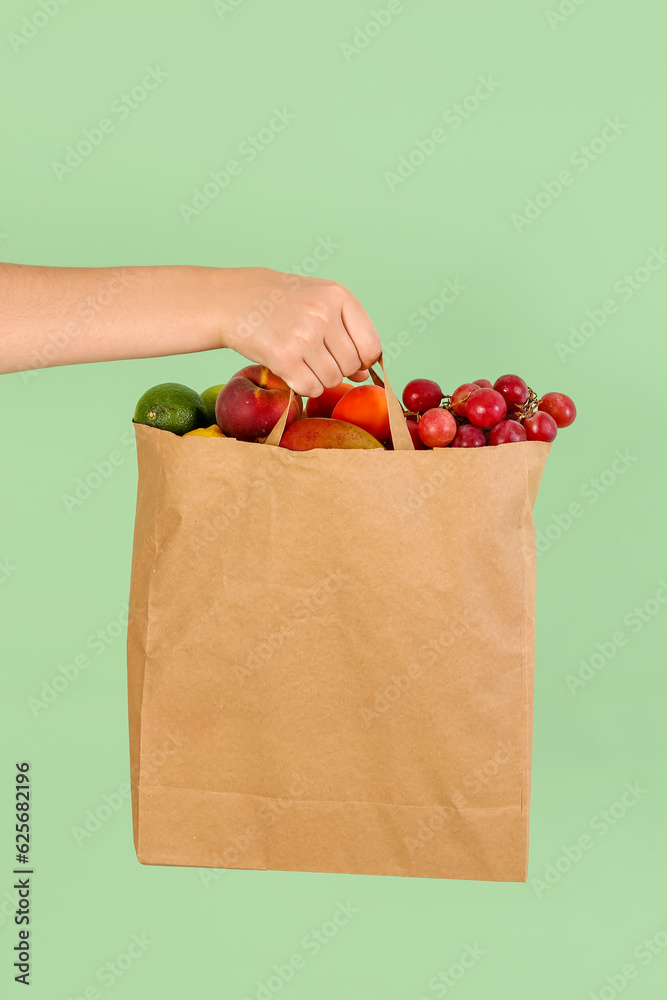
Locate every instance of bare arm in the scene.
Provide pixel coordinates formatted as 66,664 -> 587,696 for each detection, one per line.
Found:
0,263 -> 382,397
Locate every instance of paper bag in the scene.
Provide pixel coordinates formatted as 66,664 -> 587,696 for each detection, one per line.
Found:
126,363 -> 549,881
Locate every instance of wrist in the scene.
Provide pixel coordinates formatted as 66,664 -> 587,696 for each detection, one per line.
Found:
166,265 -> 230,353
193,265 -> 254,354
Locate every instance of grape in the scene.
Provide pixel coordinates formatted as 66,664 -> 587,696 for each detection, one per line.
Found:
402,378 -> 443,413
450,383 -> 478,416
524,411 -> 558,442
405,416 -> 429,449
488,419 -> 527,446
493,374 -> 529,414
417,407 -> 457,447
464,388 -> 507,429
473,379 -> 493,388
538,392 -> 576,428
449,424 -> 486,447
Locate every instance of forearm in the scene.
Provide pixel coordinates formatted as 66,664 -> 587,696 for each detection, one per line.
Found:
0,263 -> 228,374
0,262 -> 382,397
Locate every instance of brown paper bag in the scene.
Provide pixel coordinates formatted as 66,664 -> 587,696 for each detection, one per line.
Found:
127,362 -> 549,881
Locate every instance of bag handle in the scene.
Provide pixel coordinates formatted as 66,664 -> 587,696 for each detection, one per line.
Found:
264,354 -> 415,450
370,355 -> 414,451
264,388 -> 296,446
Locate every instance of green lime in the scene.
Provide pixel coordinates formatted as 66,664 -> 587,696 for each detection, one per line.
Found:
200,384 -> 226,425
133,383 -> 207,435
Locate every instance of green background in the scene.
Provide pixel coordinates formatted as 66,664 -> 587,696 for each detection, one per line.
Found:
1,0 -> 666,997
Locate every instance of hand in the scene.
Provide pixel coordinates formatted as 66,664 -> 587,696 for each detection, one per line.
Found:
218,267 -> 382,397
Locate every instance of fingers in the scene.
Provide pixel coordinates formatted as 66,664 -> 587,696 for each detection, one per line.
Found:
306,315 -> 378,390
254,278 -> 381,398
303,343 -> 345,391
271,335 -> 345,397
323,326 -> 364,379
282,362 -> 325,398
279,350 -> 368,397
339,290 -> 382,370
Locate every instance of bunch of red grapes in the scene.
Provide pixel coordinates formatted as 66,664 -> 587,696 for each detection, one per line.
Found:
401,375 -> 576,449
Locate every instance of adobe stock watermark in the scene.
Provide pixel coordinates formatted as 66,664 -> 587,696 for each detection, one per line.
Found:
545,0 -> 591,31
223,243 -> 341,346
587,917 -> 667,1000
26,603 -> 130,717
382,276 -> 468,366
64,932 -> 154,1000
555,245 -> 667,361
187,447 -> 303,557
530,781 -> 647,898
405,743 -> 517,857
230,241 -> 341,341
8,0 -> 74,53
179,107 -> 296,223
199,773 -> 311,886
70,734 -> 184,846
565,579 -> 667,695
0,557 -> 18,585
213,0 -> 247,19
414,942 -> 487,999
384,75 -> 501,191
288,235 -> 340,276
339,0 -> 414,63
360,617 -> 477,727
536,448 -> 638,556
234,569 -> 349,684
511,117 -> 628,233
51,67 -> 168,181
239,900 -> 359,1000
60,429 -> 136,514
0,887 -> 21,932
21,268 -> 137,383
396,465 -> 453,517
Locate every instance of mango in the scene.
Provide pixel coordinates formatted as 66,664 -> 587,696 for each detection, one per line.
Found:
279,418 -> 384,451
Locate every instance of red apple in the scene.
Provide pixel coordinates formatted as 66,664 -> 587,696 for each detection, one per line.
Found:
229,365 -> 303,413
230,364 -> 286,389
216,367 -> 301,441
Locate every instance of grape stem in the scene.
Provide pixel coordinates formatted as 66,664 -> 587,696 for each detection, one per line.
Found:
443,392 -> 468,425
514,387 -> 539,421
